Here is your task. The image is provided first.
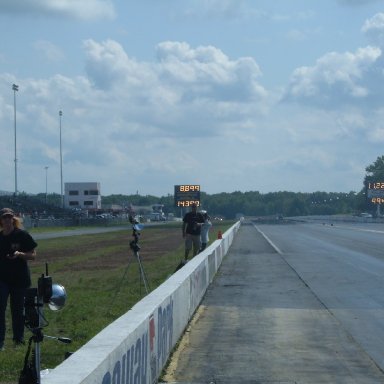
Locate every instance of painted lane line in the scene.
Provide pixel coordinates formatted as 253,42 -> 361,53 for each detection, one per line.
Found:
253,224 -> 283,255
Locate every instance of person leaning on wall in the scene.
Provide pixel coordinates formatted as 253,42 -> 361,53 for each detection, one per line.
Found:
182,203 -> 205,260
0,208 -> 37,351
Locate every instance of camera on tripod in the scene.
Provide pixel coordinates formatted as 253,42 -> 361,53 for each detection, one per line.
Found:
108,209 -> 151,313
129,214 -> 143,253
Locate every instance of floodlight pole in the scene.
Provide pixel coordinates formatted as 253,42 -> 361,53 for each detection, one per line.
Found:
12,84 -> 19,196
44,166 -> 49,204
59,111 -> 64,208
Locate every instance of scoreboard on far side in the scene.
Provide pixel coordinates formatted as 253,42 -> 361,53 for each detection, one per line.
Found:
174,185 -> 200,207
367,182 -> 384,204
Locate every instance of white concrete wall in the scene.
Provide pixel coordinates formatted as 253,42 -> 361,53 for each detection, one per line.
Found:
42,221 -> 240,384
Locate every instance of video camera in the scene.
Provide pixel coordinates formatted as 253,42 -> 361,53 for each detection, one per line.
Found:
129,214 -> 143,253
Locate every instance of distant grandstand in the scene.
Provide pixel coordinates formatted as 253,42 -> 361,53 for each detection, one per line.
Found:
0,193 -> 70,220
0,190 -> 13,196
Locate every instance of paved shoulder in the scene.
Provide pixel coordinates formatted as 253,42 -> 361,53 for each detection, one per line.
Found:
162,223 -> 384,384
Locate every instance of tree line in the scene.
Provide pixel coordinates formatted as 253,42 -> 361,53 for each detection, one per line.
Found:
100,190 -> 365,219
35,155 -> 384,219
103,156 -> 384,219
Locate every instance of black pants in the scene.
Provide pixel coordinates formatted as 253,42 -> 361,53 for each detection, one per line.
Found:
0,281 -> 26,345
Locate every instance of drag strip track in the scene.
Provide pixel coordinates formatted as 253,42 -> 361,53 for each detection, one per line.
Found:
255,221 -> 384,373
161,221 -> 384,383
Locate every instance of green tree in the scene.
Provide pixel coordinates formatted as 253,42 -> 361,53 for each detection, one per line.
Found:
364,155 -> 384,185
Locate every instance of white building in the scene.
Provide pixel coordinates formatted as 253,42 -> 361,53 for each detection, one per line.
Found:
64,182 -> 101,210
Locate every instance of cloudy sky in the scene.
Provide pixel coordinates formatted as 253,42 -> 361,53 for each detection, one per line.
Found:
1,0 -> 384,197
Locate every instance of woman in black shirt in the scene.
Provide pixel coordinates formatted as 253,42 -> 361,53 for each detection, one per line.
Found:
0,208 -> 37,350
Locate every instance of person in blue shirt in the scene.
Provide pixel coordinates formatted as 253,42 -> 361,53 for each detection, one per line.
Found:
200,211 -> 212,252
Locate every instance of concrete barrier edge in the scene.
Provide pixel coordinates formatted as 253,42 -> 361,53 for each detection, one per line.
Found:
42,221 -> 240,384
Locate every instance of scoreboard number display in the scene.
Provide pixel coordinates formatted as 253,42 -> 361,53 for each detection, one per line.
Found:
174,185 -> 201,207
367,181 -> 384,204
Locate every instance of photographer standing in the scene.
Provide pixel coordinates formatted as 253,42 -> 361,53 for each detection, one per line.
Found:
182,203 -> 205,260
0,208 -> 37,351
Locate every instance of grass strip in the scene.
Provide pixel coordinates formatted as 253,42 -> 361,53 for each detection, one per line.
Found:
0,221 -> 233,383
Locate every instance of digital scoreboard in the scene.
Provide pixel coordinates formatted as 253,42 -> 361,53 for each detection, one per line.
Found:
174,185 -> 201,207
367,182 -> 384,204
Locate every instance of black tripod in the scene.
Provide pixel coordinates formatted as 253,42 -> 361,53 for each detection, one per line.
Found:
129,219 -> 151,295
109,215 -> 151,310
18,268 -> 71,384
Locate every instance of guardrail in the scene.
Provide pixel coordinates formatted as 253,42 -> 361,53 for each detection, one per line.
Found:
42,221 -> 241,384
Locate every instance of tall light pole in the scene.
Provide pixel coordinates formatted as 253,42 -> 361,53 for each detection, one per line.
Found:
45,166 -> 49,204
12,84 -> 19,196
59,110 -> 64,208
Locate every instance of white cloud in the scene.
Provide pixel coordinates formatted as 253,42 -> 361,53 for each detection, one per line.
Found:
83,39 -> 269,138
2,2 -> 384,197
84,39 -> 144,90
0,0 -> 115,20
2,3 -> 384,196
283,45 -> 382,107
362,12 -> 384,46
155,41 -> 266,102
0,40 -> 274,194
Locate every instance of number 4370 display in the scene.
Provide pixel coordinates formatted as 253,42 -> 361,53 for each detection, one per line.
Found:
174,185 -> 201,207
